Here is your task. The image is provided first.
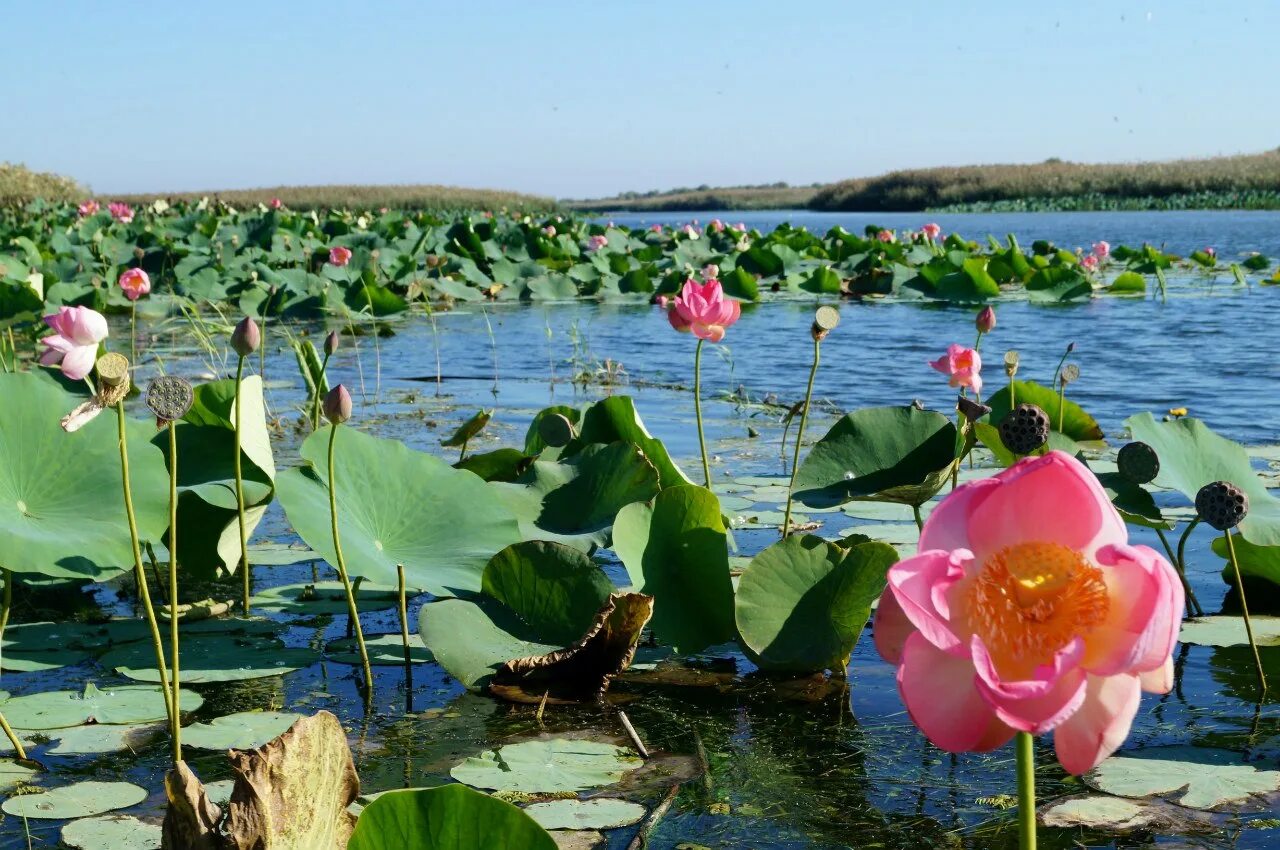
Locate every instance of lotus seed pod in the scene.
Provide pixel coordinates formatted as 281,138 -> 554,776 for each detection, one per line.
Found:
1195,481 -> 1248,531
324,330 -> 340,357
231,316 -> 260,357
956,396 -> 992,424
999,403 -> 1050,455
975,305 -> 996,334
425,253 -> 440,268
538,413 -> 576,448
1117,442 -> 1160,485
146,376 -> 194,422
95,352 -> 130,388
1060,363 -> 1080,385
1004,350 -> 1019,378
811,306 -> 840,341
324,384 -> 353,425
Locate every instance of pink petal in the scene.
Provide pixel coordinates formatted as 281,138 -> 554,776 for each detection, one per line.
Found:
59,344 -> 98,381
693,323 -> 725,343
1052,673 -> 1141,774
965,452 -> 1126,561
928,354 -> 951,375
41,334 -> 73,355
1082,543 -> 1182,677
972,635 -> 1088,734
918,477 -> 999,554
898,632 -> 1009,753
872,590 -> 915,664
1138,657 -> 1174,694
668,309 -> 691,333
885,550 -> 968,653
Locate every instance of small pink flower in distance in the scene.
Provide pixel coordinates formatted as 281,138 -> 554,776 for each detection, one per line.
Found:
269,197 -> 283,210
78,199 -> 100,217
542,225 -> 556,237
379,207 -> 389,214
1080,254 -> 1099,272
735,222 -> 746,231
709,219 -> 725,233
329,246 -> 352,267
683,224 -> 701,239
665,278 -> 741,342
702,263 -> 719,281
876,229 -> 895,243
874,451 -> 1183,774
118,268 -> 151,301
929,343 -> 983,395
1091,240 -> 1110,259
586,234 -> 609,252
649,224 -> 663,233
921,222 -> 942,241
108,202 -> 134,223
1204,246 -> 1216,258
656,295 -> 670,309
39,306 -> 109,380
975,305 -> 996,334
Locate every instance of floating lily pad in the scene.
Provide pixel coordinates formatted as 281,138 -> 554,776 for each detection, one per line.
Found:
840,501 -> 928,522
1,648 -> 93,672
0,759 -> 36,792
1,780 -> 148,819
2,620 -> 147,652
250,581 -> 412,615
451,739 -> 643,793
523,798 -> 647,830
1084,746 -> 1280,811
247,542 -> 317,566
276,424 -> 522,597
347,784 -> 557,850
48,722 -> 165,755
1038,794 -> 1212,833
327,633 -> 433,665
1,683 -> 203,730
1178,616 -> 1280,647
101,636 -> 318,682
181,711 -> 305,750
61,814 -> 163,850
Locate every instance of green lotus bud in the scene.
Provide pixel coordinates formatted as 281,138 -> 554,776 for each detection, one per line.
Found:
324,385 -> 352,425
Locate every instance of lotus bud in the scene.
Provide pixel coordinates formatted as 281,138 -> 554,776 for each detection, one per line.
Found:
1117,442 -> 1160,485
1196,481 -> 1248,531
811,305 -> 840,342
975,305 -> 996,334
147,376 -> 194,422
324,330 -> 341,357
324,384 -> 353,425
1066,342 -> 1076,354
426,254 -> 440,268
231,316 -> 260,358
1004,350 -> 1019,379
133,246 -> 145,261
999,403 -> 1050,455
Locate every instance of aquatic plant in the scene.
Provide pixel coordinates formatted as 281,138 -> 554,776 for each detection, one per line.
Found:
781,306 -> 839,537
38,306 -> 107,381
230,316 -> 260,615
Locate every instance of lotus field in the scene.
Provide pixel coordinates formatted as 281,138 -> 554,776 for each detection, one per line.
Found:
0,198 -> 1278,849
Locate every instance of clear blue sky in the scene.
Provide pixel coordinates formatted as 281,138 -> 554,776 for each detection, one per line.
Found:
6,1 -> 1277,199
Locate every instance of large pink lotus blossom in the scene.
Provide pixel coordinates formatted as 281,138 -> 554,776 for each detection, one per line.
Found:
39,306 -> 109,380
108,202 -> 134,223
118,268 -> 151,301
329,246 -> 352,267
874,451 -> 1182,774
1080,254 -> 1099,272
78,199 -> 100,217
586,234 -> 609,252
663,278 -> 740,342
1091,241 -> 1110,259
921,223 -> 942,241
929,344 -> 983,395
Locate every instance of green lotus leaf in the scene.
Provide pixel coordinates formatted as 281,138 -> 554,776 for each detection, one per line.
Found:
101,635 -> 319,682
347,785 -> 557,850
156,420 -> 272,511
973,421 -> 1081,467
276,425 -> 522,596
48,722 -> 166,755
1211,533 -> 1280,587
454,448 -> 535,483
793,406 -> 958,508
1,620 -> 146,652
1177,615 -> 1280,647
327,633 -> 433,665
481,541 -> 614,646
1094,471 -> 1172,531
250,580 -> 414,615
523,405 -> 581,456
0,372 -> 169,579
612,484 -> 735,653
1,683 -> 202,730
1108,271 -> 1147,294
1125,413 -> 1280,546
988,380 -> 1104,442
1084,746 -> 1280,811
0,647 -> 94,672
181,711 -> 305,750
523,798 -> 647,830
182,375 -> 276,480
1,781 -> 147,819
0,759 -> 37,793
61,814 -> 163,850
572,396 -> 692,489
451,739 -> 643,793
419,597 -> 556,689
1038,794 -> 1212,833
735,536 -> 897,672
442,409 -> 493,449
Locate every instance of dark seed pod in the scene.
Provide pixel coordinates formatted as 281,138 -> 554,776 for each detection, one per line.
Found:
1117,442 -> 1160,485
147,376 -> 194,422
999,403 -> 1050,455
956,396 -> 991,424
1195,481 -> 1248,531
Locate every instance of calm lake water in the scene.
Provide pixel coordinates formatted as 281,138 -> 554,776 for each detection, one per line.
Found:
5,210 -> 1279,849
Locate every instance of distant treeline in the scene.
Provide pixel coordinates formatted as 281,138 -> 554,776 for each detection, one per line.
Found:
0,163 -> 84,205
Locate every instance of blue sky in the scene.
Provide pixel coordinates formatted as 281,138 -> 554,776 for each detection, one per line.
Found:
5,1 -> 1277,198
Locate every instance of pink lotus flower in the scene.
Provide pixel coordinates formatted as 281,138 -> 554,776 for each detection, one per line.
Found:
649,224 -> 663,233
39,306 -> 109,380
542,225 -> 557,237
735,222 -> 746,231
664,278 -> 741,342
269,197 -> 282,210
874,451 -> 1182,774
1204,246 -> 1216,258
1091,241 -> 1110,259
118,268 -> 151,301
586,234 -> 609,252
108,202 -> 134,223
929,344 -> 983,395
975,305 -> 996,334
78,199 -> 100,217
876,229 -> 895,243
329,246 -> 352,267
683,224 -> 701,239
1080,254 -> 1099,272
702,263 -> 719,281
922,223 -> 942,241
708,219 -> 725,233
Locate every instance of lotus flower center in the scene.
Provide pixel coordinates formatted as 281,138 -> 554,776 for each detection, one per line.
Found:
969,541 -> 1109,667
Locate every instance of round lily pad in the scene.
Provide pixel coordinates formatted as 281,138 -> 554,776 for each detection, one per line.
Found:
61,814 -> 162,850
1,683 -> 203,730
0,759 -> 37,793
523,798 -> 646,830
250,581 -> 413,615
327,633 -> 433,665
49,722 -> 165,755
1179,615 -> 1280,648
347,784 -> 557,850
2,780 -> 148,819
1038,794 -> 1212,833
1,648 -> 94,672
1084,746 -> 1280,811
451,739 -> 643,793
181,711 -> 304,750
101,636 -> 319,682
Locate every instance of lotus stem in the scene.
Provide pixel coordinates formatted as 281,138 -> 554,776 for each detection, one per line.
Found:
481,304 -> 499,396
1175,518 -> 1202,616
1224,532 -> 1268,696
130,301 -> 137,372
427,306 -> 442,397
912,504 -> 924,533
0,570 -> 28,760
783,336 -> 820,538
1056,384 -> 1066,433
397,563 -> 411,668
349,317 -> 367,405
364,281 -> 382,403
233,355 -> 251,616
1155,528 -> 1201,617
326,424 -> 374,689
1015,731 -> 1036,850
311,350 -> 332,431
694,338 -> 711,488
116,402 -> 175,730
459,438 -> 469,463
167,420 -> 181,762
